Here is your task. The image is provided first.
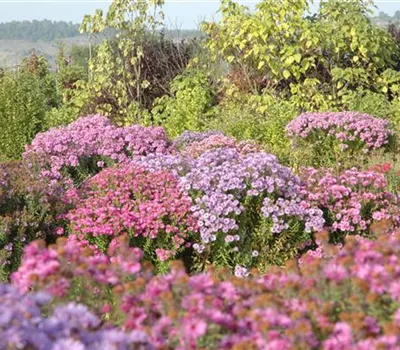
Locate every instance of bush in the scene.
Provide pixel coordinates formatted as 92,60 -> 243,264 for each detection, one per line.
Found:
0,71 -> 48,160
0,161 -> 69,279
300,167 -> 400,243
139,143 -> 324,270
202,0 -> 399,112
23,115 -> 171,187
209,91 -> 299,164
286,111 -> 395,168
66,163 -> 197,270
152,70 -> 216,137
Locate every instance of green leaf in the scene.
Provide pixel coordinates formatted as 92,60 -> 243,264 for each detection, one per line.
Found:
283,69 -> 291,79
294,53 -> 301,63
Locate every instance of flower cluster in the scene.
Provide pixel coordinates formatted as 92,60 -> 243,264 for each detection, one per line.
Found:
12,234 -> 142,296
300,167 -> 400,241
12,231 -> 400,349
369,162 -> 393,174
139,148 -> 324,268
66,163 -> 197,263
23,115 -> 171,185
0,161 -> 69,276
286,111 -> 393,152
0,283 -> 152,350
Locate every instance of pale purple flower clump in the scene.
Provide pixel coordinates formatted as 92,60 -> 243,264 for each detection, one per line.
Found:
139,147 -> 324,260
286,111 -> 393,152
0,284 -> 153,350
23,115 -> 171,185
183,148 -> 324,247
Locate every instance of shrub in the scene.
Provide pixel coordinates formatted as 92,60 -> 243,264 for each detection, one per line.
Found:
12,231 -> 400,349
0,70 -> 49,161
0,161 -> 69,279
152,70 -> 216,137
66,163 -> 197,269
139,146 -> 324,270
202,0 -> 399,111
209,92 -> 299,164
300,167 -> 400,243
286,111 -> 395,168
23,115 -> 171,187
80,1 -> 197,124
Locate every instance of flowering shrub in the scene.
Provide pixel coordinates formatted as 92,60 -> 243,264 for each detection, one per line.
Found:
368,162 -> 393,174
368,162 -> 400,194
0,283 -> 152,350
0,161 -> 69,279
300,167 -> 400,242
286,112 -> 395,167
12,235 -> 142,298
23,115 -> 171,187
66,163 -> 197,267
139,148 -> 324,270
12,231 -> 400,349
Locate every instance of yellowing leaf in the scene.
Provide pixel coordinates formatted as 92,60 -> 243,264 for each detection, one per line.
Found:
258,61 -> 266,69
283,69 -> 291,79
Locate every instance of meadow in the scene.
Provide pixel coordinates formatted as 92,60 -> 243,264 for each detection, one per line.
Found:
2,0 -> 400,349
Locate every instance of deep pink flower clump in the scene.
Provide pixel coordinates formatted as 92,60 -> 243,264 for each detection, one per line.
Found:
12,234 -> 143,295
23,115 -> 171,184
66,163 -> 198,261
286,111 -> 393,152
300,167 -> 400,238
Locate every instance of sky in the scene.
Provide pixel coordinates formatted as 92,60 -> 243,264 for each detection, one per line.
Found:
0,0 -> 399,29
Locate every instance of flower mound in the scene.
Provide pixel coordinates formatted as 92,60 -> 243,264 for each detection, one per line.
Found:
0,283 -> 152,350
300,167 -> 400,241
139,148 -> 324,268
23,114 -> 171,185
66,163 -> 197,262
286,111 -> 393,152
12,235 -> 142,295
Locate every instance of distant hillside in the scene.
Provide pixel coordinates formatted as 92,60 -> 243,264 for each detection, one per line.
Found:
0,19 -> 201,69
0,37 -> 92,69
0,20 -> 81,42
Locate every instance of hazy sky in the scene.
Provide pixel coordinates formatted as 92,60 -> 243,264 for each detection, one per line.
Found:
0,1 -> 399,29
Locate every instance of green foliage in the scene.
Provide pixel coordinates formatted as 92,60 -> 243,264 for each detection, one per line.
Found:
79,0 -> 164,124
43,106 -> 81,130
152,70 -> 216,137
210,88 -> 298,163
202,0 -> 400,112
78,0 -> 198,125
0,70 -> 48,160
